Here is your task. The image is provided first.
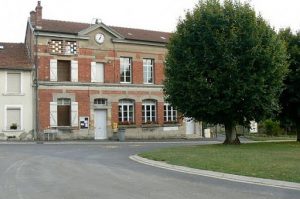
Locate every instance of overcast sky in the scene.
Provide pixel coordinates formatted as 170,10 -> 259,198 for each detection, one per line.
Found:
1,0 -> 299,43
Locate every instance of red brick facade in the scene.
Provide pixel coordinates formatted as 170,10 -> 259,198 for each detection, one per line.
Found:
26,2 -> 182,139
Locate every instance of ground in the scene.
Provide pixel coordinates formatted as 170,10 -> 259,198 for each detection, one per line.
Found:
0,141 -> 299,199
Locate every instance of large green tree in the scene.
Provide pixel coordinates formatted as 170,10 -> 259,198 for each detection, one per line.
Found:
164,0 -> 288,144
278,28 -> 300,142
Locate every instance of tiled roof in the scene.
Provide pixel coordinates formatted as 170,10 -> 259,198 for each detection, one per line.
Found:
37,19 -> 171,43
0,43 -> 32,69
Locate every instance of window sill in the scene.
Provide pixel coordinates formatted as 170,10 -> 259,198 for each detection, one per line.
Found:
3,93 -> 25,96
2,129 -> 24,132
120,82 -> 132,84
118,124 -> 137,128
141,124 -> 160,128
163,123 -> 180,127
50,126 -> 77,130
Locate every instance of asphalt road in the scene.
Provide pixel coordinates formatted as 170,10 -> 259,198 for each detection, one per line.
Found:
0,141 -> 299,199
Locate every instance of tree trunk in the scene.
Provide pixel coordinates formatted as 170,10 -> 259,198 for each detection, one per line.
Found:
297,127 -> 300,142
223,123 -> 240,145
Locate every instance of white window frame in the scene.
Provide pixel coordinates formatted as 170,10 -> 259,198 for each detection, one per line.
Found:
4,105 -> 23,131
120,57 -> 132,83
164,103 -> 177,122
142,100 -> 156,123
143,58 -> 154,84
5,72 -> 23,95
119,99 -> 135,123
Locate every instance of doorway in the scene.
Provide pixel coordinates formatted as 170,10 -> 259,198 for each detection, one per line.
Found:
94,110 -> 107,140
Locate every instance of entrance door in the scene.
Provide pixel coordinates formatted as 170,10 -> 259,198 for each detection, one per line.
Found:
94,110 -> 107,140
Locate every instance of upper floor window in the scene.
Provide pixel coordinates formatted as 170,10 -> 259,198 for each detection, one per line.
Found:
58,60 -> 71,81
6,72 -> 21,94
142,100 -> 156,123
120,57 -> 132,83
164,103 -> 177,123
48,40 -> 77,55
143,59 -> 154,84
50,59 -> 78,82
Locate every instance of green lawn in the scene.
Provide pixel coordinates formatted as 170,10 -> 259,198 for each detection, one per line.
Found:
140,142 -> 300,183
243,134 -> 296,141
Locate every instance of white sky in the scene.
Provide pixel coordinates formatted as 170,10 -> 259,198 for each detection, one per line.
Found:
0,0 -> 299,43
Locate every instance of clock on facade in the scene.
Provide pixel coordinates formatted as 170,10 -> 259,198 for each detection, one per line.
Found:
95,33 -> 105,44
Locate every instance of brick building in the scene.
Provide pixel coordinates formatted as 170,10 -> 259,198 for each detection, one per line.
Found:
25,1 -> 196,140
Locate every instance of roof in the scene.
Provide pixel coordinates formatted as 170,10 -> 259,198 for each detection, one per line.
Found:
36,19 -> 171,43
0,43 -> 32,70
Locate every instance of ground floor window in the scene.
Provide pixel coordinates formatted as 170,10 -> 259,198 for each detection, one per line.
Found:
164,103 -> 177,123
6,106 -> 22,130
57,98 -> 71,126
142,100 -> 156,123
118,99 -> 134,124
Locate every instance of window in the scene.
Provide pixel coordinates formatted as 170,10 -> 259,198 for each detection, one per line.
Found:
142,100 -> 156,123
143,59 -> 154,84
50,59 -> 78,82
6,73 -> 21,93
91,62 -> 104,83
50,100 -> 78,127
57,60 -> 71,81
57,98 -> 71,126
49,40 -> 77,55
94,98 -> 107,105
120,57 -> 132,83
164,103 -> 177,123
5,106 -> 22,130
118,99 -> 134,123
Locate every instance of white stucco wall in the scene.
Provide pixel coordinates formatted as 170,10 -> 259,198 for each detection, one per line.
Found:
0,70 -> 34,140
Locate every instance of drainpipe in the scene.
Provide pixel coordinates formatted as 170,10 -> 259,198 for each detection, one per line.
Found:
34,30 -> 40,140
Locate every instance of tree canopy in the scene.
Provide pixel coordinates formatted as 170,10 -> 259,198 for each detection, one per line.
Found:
164,0 -> 288,144
278,28 -> 300,141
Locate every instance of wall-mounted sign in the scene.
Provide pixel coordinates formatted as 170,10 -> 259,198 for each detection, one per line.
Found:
80,117 -> 89,129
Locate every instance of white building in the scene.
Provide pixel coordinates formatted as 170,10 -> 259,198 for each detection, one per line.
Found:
0,43 -> 34,140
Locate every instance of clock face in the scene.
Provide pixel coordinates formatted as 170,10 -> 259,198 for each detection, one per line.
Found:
95,33 -> 105,44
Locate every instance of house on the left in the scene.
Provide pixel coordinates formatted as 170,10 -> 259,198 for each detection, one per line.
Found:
0,43 -> 34,140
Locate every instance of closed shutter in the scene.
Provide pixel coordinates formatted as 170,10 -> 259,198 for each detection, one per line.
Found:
71,102 -> 79,127
91,62 -> 96,82
50,59 -> 57,81
71,60 -> 78,82
50,102 -> 57,127
97,63 -> 104,83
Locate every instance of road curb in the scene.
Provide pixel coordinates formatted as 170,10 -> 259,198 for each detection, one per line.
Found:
130,154 -> 300,191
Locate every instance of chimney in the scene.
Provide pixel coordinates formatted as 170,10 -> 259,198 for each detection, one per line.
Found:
30,11 -> 36,26
35,1 -> 42,26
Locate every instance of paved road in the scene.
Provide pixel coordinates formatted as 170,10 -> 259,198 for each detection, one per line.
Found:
0,141 -> 299,199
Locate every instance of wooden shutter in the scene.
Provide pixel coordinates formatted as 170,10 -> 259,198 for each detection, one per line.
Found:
97,63 -> 104,83
50,102 -> 57,127
50,59 -> 57,81
91,62 -> 96,82
71,102 -> 79,127
71,60 -> 78,82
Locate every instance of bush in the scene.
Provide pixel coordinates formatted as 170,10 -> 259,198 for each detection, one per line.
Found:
263,119 -> 283,136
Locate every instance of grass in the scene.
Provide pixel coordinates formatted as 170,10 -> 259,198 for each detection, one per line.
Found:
243,133 -> 296,141
140,142 -> 300,183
